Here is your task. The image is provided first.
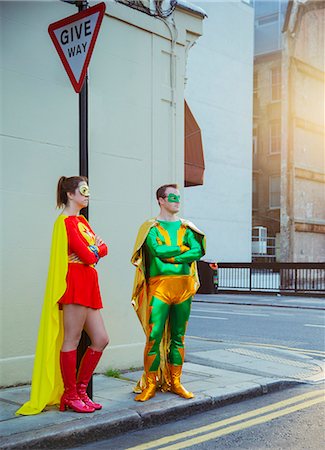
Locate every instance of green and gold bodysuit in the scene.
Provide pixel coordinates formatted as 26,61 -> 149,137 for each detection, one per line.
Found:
131,218 -> 205,400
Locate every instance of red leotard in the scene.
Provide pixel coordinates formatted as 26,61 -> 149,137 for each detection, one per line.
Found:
58,215 -> 108,309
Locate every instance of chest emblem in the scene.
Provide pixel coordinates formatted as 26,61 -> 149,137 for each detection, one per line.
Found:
78,222 -> 95,244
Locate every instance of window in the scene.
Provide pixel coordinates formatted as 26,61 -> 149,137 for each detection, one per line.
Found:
253,71 -> 258,102
253,71 -> 258,91
269,175 -> 281,209
252,176 -> 258,210
271,66 -> 281,101
269,121 -> 281,154
253,72 -> 259,114
253,123 -> 258,157
253,136 -> 257,157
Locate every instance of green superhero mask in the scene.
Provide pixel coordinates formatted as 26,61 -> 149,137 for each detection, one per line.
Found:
167,193 -> 180,203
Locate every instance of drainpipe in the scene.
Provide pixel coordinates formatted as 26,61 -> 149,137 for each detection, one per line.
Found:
157,16 -> 178,181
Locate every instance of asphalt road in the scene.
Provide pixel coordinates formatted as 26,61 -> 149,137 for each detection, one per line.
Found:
75,385 -> 325,449
188,300 -> 325,354
72,300 -> 325,450
70,301 -> 325,450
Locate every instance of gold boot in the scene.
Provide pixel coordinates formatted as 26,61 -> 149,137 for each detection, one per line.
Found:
134,372 -> 158,402
169,365 -> 194,399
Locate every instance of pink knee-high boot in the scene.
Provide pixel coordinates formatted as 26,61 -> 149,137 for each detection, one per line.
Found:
77,347 -> 103,410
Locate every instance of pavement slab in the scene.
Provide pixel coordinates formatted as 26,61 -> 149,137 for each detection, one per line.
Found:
1,347 -> 323,450
187,345 -> 324,383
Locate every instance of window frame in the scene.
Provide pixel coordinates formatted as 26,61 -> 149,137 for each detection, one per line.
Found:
269,175 -> 281,210
270,66 -> 281,102
269,120 -> 281,155
252,175 -> 258,211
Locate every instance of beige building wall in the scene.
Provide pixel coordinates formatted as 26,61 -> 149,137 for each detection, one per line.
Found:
281,1 -> 325,262
0,1 -> 204,386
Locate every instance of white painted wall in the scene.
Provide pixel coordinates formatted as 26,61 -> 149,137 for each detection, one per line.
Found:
0,1 -> 203,386
184,0 -> 254,262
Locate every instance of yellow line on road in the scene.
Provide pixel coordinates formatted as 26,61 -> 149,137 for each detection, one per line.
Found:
186,335 -> 325,357
163,395 -> 325,450
126,390 -> 324,450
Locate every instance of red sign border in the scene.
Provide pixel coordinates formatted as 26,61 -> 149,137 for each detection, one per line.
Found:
48,2 -> 106,93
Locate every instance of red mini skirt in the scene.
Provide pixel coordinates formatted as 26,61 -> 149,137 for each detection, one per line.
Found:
58,263 -> 103,309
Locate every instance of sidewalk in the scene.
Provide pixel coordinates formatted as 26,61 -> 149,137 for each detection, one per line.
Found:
194,293 -> 325,310
1,343 -> 324,449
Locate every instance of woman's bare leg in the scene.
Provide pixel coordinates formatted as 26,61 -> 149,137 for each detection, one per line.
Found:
84,309 -> 109,351
61,304 -> 88,351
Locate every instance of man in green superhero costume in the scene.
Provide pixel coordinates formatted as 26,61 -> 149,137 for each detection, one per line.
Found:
131,184 -> 205,402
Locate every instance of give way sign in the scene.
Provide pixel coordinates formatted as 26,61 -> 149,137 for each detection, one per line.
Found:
48,2 -> 106,93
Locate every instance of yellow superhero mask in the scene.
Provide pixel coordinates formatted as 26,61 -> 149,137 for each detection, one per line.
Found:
79,185 -> 90,197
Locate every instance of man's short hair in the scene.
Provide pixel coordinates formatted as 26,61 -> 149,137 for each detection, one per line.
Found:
156,184 -> 178,203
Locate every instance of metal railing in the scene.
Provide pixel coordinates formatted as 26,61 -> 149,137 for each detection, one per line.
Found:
217,262 -> 325,295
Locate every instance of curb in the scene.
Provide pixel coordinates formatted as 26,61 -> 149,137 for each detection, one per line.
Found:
1,379 -> 300,449
193,299 -> 325,311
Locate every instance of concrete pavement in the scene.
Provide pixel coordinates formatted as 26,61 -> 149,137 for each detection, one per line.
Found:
1,337 -> 324,449
195,293 -> 325,310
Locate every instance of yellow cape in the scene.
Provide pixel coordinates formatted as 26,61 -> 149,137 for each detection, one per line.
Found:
16,215 -> 68,415
130,218 -> 206,392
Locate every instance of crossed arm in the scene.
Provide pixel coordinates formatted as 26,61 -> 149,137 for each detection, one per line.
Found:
164,230 -> 203,263
145,227 -> 203,264
66,220 -> 108,265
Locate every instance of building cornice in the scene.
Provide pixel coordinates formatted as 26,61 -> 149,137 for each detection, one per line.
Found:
292,57 -> 325,82
295,167 -> 325,183
283,0 -> 325,34
176,1 -> 207,18
254,50 -> 282,64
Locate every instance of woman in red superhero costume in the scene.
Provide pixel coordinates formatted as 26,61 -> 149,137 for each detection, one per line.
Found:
17,176 -> 109,415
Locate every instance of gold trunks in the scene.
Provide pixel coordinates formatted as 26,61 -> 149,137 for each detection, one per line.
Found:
147,275 -> 196,305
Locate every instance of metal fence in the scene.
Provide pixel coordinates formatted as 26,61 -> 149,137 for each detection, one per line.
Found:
217,262 -> 325,295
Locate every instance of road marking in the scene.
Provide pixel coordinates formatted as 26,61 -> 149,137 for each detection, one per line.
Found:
268,312 -> 293,316
304,324 -> 325,328
126,390 -> 324,450
192,308 -> 269,317
163,396 -> 325,450
186,335 -> 325,357
190,315 -> 228,321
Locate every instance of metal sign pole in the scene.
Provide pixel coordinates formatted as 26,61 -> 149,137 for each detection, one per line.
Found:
76,0 -> 92,399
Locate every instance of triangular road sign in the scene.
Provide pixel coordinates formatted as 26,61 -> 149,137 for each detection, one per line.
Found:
48,2 -> 106,93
